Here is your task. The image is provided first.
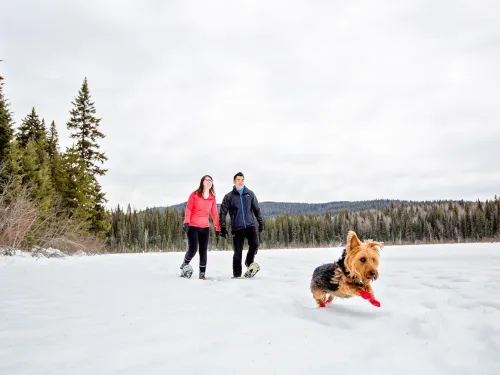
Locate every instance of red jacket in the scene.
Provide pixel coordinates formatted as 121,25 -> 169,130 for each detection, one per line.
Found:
183,191 -> 221,231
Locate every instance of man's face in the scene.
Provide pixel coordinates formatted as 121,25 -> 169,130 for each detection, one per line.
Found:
234,176 -> 245,190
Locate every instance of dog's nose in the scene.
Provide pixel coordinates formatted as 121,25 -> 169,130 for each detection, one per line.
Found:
370,271 -> 376,276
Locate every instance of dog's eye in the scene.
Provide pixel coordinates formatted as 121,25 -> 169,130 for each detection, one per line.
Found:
360,257 -> 366,263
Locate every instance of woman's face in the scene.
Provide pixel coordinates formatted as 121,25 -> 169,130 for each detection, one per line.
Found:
203,176 -> 213,190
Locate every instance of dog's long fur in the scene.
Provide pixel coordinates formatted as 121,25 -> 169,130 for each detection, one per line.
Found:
310,230 -> 383,307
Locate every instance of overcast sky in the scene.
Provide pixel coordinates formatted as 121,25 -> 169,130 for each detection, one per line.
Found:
1,0 -> 499,210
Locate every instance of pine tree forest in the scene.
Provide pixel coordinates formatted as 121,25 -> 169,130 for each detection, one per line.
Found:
1,71 -> 499,254
106,197 -> 500,253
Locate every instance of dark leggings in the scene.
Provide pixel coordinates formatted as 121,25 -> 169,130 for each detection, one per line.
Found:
184,226 -> 210,273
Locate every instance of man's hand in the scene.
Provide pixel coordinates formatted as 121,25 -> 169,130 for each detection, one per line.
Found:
258,224 -> 264,233
220,227 -> 227,238
215,231 -> 220,238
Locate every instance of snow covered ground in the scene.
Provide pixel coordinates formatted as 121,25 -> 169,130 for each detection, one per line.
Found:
1,243 -> 500,375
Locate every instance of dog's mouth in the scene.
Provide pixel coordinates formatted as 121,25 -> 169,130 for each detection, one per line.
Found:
365,271 -> 379,281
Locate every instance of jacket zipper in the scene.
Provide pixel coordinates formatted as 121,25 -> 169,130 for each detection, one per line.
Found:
239,194 -> 247,228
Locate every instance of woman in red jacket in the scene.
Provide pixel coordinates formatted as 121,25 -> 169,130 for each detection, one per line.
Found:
180,175 -> 221,279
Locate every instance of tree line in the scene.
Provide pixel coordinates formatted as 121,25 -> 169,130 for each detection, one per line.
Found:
106,197 -> 500,252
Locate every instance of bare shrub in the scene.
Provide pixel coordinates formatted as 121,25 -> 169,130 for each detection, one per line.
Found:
0,166 -> 105,255
0,174 -> 38,248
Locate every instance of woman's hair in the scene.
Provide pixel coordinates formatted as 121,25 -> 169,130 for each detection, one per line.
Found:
196,175 -> 216,196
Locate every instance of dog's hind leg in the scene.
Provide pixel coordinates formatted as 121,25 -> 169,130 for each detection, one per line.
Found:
310,280 -> 328,308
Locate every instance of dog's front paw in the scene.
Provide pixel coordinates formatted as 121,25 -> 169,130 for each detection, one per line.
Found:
359,289 -> 373,300
359,289 -> 381,307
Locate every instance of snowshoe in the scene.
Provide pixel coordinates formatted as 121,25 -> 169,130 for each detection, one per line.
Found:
180,264 -> 193,278
243,262 -> 260,278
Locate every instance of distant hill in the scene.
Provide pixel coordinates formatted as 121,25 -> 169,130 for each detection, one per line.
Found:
153,199 -> 432,217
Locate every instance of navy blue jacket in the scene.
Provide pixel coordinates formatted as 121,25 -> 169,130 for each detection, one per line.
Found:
219,186 -> 264,233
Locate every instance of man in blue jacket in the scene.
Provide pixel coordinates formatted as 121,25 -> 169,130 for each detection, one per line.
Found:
219,172 -> 264,278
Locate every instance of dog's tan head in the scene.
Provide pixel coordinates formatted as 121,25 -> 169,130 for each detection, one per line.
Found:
344,230 -> 383,284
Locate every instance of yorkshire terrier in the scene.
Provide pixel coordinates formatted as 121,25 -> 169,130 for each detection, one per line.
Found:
310,230 -> 383,308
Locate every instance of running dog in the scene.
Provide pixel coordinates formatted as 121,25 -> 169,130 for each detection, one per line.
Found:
310,230 -> 383,307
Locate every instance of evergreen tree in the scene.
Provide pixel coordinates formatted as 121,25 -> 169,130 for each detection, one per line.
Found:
66,77 -> 107,176
47,120 -> 58,158
16,107 -> 46,148
0,74 -> 14,169
18,138 -> 54,209
59,146 -> 94,222
47,121 -> 65,196
66,78 -> 109,237
88,178 -> 111,239
3,140 -> 22,186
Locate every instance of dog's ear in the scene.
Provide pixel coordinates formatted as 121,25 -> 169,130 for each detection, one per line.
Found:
367,240 -> 384,254
346,230 -> 361,252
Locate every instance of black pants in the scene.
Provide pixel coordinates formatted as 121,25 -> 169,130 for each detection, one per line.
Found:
184,226 -> 210,273
232,226 -> 259,277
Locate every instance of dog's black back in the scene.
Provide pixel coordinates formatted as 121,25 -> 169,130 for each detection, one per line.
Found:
311,249 -> 351,293
312,263 -> 340,292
